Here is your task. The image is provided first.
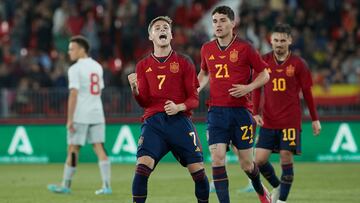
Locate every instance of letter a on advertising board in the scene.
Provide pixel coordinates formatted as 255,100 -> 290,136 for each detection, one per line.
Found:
8,126 -> 33,155
112,125 -> 137,154
331,123 -> 358,153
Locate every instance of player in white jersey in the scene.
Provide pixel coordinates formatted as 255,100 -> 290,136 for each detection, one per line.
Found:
48,36 -> 111,195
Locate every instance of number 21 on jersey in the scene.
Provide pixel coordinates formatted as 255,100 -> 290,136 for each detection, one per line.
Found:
215,64 -> 230,78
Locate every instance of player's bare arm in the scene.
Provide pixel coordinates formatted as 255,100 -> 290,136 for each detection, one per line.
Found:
253,115 -> 264,126
197,69 -> 209,92
229,69 -> 269,98
67,88 -> 78,133
128,73 -> 139,95
164,100 -> 186,115
312,120 -> 321,136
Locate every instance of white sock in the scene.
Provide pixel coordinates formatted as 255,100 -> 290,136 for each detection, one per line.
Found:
62,164 -> 76,188
99,160 -> 111,188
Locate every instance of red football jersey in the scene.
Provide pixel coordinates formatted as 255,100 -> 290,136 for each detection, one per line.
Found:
200,36 -> 268,108
134,50 -> 199,120
254,52 -> 313,129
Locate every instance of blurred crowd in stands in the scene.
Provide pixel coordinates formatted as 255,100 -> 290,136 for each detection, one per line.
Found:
0,0 -> 359,116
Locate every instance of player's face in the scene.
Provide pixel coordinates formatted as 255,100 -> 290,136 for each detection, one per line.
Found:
271,32 -> 292,55
68,42 -> 83,61
149,20 -> 172,47
212,13 -> 235,38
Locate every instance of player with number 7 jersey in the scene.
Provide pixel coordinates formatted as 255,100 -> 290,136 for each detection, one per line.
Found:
134,49 -> 199,121
128,16 -> 209,203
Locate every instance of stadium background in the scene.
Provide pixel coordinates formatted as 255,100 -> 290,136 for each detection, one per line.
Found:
0,0 -> 359,202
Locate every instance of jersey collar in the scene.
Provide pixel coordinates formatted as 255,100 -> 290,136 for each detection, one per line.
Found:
272,51 -> 291,66
215,35 -> 236,51
151,50 -> 173,63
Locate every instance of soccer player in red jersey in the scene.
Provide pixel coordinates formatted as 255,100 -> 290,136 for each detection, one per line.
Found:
128,16 -> 209,203
198,6 -> 271,203
253,23 -> 321,203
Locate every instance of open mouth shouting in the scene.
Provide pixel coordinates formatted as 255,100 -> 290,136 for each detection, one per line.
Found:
159,34 -> 167,41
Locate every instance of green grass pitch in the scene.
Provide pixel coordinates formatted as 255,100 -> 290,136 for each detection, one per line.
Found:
1,163 -> 359,203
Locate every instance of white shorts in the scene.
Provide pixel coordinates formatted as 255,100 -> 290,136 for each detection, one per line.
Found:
67,123 -> 105,146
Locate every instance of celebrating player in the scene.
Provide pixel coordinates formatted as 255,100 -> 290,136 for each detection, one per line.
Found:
48,36 -> 111,195
253,23 -> 321,203
198,5 -> 271,203
128,16 -> 209,203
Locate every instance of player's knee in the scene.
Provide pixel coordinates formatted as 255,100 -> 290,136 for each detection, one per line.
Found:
255,158 -> 267,166
240,159 -> 253,172
137,156 -> 155,169
280,151 -> 293,163
187,162 -> 204,173
211,152 -> 226,166
211,158 -> 226,166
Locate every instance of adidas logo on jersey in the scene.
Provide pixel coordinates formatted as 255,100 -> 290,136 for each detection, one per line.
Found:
208,55 -> 215,60
146,67 -> 152,72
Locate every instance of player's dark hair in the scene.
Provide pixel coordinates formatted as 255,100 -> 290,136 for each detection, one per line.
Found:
212,5 -> 235,21
272,23 -> 292,36
148,16 -> 172,33
70,35 -> 90,53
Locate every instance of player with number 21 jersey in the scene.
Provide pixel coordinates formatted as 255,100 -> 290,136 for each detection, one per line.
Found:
200,37 -> 267,110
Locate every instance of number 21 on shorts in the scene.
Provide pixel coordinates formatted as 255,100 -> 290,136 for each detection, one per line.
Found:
241,125 -> 254,144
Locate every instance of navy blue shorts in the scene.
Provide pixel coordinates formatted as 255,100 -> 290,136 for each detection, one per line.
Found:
255,127 -> 301,155
137,112 -> 203,167
207,106 -> 255,150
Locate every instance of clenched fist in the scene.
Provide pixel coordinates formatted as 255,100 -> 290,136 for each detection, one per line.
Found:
128,73 -> 139,95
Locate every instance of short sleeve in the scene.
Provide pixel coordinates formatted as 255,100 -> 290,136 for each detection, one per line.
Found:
68,66 -> 79,89
100,67 -> 105,89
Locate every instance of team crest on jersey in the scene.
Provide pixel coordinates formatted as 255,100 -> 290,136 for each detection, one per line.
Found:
230,49 -> 238,62
286,65 -> 295,77
170,62 -> 179,73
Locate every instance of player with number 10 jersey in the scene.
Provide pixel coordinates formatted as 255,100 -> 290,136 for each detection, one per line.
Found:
68,57 -> 105,124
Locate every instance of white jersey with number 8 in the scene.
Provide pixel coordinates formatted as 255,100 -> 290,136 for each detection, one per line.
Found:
68,57 -> 105,124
